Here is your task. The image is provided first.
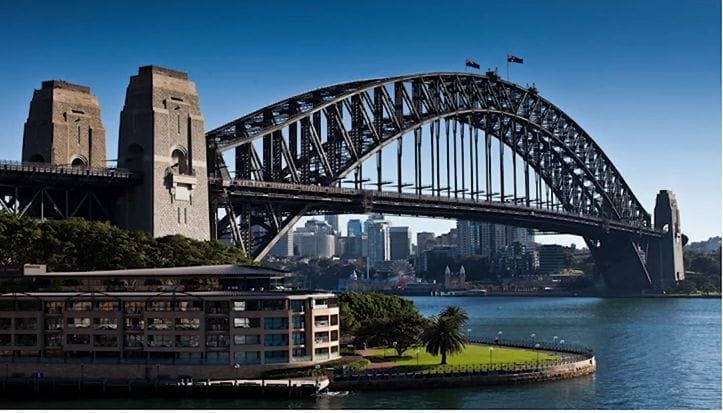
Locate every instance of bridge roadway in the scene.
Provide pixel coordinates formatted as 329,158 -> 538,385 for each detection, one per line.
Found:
0,160 -> 137,187
214,179 -> 663,240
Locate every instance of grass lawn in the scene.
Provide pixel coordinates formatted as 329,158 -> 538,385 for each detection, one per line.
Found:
372,343 -> 559,372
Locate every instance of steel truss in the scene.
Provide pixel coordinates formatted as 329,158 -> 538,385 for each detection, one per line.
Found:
207,72 -> 659,291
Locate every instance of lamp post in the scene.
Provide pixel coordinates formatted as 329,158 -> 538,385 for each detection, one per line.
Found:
488,347 -> 493,368
416,349 -> 420,365
234,363 -> 240,384
534,343 -> 540,368
553,335 -> 558,344
467,328 -> 472,341
495,330 -> 502,344
392,341 -> 397,358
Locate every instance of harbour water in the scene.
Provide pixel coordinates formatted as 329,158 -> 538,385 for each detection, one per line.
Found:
0,296 -> 719,409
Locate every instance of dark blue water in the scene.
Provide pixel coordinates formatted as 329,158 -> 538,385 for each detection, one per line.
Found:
0,297 -> 719,409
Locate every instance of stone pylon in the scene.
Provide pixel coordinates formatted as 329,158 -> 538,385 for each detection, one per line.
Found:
22,80 -> 106,167
116,66 -> 210,240
648,190 -> 686,291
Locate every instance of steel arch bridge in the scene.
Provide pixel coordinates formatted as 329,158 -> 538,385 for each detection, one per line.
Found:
206,71 -> 679,292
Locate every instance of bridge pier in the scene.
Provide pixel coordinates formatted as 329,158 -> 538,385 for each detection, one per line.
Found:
647,190 -> 686,291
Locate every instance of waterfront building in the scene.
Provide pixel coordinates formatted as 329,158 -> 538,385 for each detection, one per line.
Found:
389,226 -> 412,260
0,264 -> 340,380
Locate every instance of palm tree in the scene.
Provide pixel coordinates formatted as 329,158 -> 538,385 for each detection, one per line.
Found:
440,305 -> 469,327
422,314 -> 466,365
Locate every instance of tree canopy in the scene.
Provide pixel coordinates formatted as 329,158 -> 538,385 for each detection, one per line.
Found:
422,306 -> 469,365
0,212 -> 254,272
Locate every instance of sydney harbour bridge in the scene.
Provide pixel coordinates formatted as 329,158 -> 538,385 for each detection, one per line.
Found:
0,66 -> 685,293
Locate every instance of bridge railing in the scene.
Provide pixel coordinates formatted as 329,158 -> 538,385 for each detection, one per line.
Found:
0,159 -> 136,179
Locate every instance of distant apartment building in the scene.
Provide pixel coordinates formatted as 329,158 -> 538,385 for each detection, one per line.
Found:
268,232 -> 294,257
416,232 -> 436,255
324,215 -> 339,234
293,219 -> 336,258
389,226 -> 412,260
538,244 -> 566,274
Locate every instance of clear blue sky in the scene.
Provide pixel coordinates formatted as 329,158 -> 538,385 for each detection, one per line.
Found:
1,0 -> 720,244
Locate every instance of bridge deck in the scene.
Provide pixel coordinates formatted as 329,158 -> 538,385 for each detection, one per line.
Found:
0,160 -> 138,187
215,179 -> 662,240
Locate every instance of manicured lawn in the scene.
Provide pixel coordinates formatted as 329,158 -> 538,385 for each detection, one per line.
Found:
372,343 -> 558,371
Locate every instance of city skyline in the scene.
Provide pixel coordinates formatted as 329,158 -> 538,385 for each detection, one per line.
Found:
0,0 -> 719,245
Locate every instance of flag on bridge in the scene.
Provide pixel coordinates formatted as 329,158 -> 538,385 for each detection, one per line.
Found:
507,55 -> 524,64
465,59 -> 481,69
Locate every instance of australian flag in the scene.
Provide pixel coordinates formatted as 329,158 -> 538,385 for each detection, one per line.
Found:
465,59 -> 480,69
507,55 -> 524,64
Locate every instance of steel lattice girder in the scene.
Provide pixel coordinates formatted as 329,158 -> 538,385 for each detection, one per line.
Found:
207,72 -> 653,258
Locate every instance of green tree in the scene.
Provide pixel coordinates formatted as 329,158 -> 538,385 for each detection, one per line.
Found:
440,305 -> 469,328
0,213 -> 40,270
422,310 -> 467,365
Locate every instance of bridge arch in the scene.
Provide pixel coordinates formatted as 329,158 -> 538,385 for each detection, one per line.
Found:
207,72 -> 657,291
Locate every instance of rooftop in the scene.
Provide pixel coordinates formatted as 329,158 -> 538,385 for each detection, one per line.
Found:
22,264 -> 289,279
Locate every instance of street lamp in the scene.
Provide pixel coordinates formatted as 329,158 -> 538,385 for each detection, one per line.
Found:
559,339 -> 565,345
234,363 -> 240,384
553,335 -> 558,344
495,331 -> 502,344
416,349 -> 420,365
467,328 -> 472,341
315,364 -> 321,388
392,341 -> 397,358
488,346 -> 493,368
534,343 -> 540,367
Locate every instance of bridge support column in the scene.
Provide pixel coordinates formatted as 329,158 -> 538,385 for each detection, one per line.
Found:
647,190 -> 685,292
586,235 -> 653,293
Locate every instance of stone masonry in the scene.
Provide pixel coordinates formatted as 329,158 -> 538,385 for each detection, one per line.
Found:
22,80 -> 106,167
116,66 -> 210,240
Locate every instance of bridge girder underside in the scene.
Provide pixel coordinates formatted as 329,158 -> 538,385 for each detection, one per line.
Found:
207,72 -> 659,292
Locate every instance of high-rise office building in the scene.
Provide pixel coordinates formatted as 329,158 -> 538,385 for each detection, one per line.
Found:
268,231 -> 294,257
324,215 -> 339,234
347,219 -> 363,237
389,226 -> 412,260
416,231 -> 435,255
366,215 -> 390,268
457,221 -> 535,258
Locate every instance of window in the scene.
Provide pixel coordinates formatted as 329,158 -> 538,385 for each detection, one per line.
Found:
205,334 -> 229,348
15,334 -> 37,346
264,334 -> 288,347
0,301 -> 13,311
315,347 -> 329,356
146,335 -> 173,348
66,334 -> 90,345
17,301 -> 40,311
314,315 -> 329,328
264,350 -> 289,364
45,318 -> 62,331
45,334 -> 63,347
97,301 -> 119,312
331,330 -> 338,341
146,318 -> 173,330
292,348 -> 306,357
233,317 -> 260,329
67,318 -> 91,328
264,317 -> 288,330
206,351 -> 230,364
233,335 -> 260,345
330,314 -> 339,326
292,315 -> 305,329
0,318 -> 11,330
290,300 -> 306,313
0,335 -> 10,346
147,301 -> 172,312
175,318 -> 200,330
232,300 -> 260,312
177,301 -> 202,312
292,332 -> 305,345
206,301 -> 229,314
175,335 -> 200,347
124,302 -> 144,314
124,318 -> 144,330
94,318 -> 118,330
124,334 -> 144,347
314,332 -> 329,344
68,301 -> 92,311
15,318 -> 38,330
44,302 -> 64,314
207,318 -> 229,331
93,335 -> 118,347
234,351 -> 260,365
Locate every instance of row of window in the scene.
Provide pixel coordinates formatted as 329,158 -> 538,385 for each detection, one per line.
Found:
35,316 -> 320,331
0,297 -> 340,313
